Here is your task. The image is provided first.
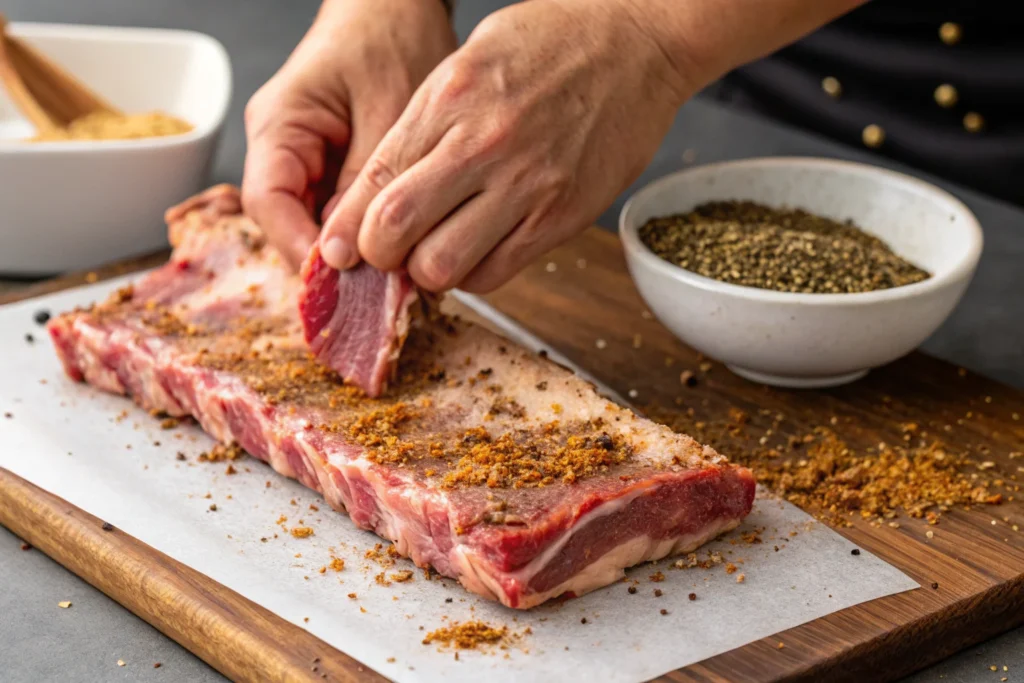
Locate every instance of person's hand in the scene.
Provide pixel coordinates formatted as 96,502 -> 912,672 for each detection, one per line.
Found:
242,0 -> 456,269
317,0 -> 694,293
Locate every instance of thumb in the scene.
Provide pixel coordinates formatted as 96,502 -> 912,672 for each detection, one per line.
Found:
319,103 -> 400,270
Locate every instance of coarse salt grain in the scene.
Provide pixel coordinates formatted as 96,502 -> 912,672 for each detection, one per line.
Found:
545,262 -> 557,273
595,339 -> 607,349
576,258 -> 587,269
628,389 -> 639,399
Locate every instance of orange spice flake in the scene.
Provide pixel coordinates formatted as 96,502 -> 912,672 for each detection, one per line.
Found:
290,527 -> 314,539
343,403 -> 419,464
198,442 -> 246,462
647,405 -> 1004,527
440,421 -> 632,489
328,557 -> 345,572
422,621 -> 511,650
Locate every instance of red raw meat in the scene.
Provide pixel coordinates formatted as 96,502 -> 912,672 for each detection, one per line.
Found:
48,185 -> 756,609
298,245 -> 418,398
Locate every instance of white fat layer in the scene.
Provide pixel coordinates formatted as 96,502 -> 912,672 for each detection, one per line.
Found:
450,488 -> 743,609
375,283 -> 419,380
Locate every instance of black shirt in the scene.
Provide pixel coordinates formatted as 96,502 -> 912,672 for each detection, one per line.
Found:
714,1 -> 1024,205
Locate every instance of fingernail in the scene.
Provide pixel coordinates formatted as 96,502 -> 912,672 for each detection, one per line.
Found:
320,237 -> 353,270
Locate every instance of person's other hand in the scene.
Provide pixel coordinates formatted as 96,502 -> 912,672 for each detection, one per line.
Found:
242,0 -> 456,269
318,0 -> 693,292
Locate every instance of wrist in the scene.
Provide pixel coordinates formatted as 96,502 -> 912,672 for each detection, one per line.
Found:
614,0 -> 720,101
615,0 -> 869,98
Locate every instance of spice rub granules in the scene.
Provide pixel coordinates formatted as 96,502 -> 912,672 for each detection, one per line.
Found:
647,405 -> 1003,528
30,111 -> 193,142
639,201 -> 930,294
422,620 -> 511,649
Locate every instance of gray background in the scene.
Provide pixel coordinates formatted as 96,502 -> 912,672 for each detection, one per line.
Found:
1,1 -> 1021,681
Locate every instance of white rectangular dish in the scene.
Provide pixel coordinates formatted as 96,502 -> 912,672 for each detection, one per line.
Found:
0,22 -> 231,275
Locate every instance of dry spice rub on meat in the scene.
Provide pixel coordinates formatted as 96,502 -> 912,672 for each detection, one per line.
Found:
47,184 -> 755,609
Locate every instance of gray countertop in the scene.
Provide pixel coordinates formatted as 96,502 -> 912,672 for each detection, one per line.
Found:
2,1 -> 1022,681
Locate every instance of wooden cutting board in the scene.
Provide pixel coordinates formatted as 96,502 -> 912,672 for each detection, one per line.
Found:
2,228 -> 1022,683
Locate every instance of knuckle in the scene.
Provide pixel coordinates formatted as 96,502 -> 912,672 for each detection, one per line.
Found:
469,12 -> 504,42
244,87 -> 273,131
239,183 -> 264,216
436,57 -> 479,106
413,249 -> 458,292
475,120 -> 513,159
537,167 -> 573,197
460,272 -> 500,295
362,155 -> 397,192
513,215 -> 551,251
370,188 -> 416,236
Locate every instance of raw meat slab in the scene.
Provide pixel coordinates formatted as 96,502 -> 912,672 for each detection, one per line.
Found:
298,244 -> 418,398
47,185 -> 755,609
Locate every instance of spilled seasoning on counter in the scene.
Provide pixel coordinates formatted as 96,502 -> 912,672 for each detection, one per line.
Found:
422,620 -> 522,650
648,404 -> 1005,528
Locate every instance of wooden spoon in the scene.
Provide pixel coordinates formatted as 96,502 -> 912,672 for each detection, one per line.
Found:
0,15 -> 59,135
0,14 -> 121,132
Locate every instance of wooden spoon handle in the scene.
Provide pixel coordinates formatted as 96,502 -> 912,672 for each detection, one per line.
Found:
0,15 -> 59,134
6,32 -> 122,125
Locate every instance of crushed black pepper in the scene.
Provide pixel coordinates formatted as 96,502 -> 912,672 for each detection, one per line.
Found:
639,201 -> 930,294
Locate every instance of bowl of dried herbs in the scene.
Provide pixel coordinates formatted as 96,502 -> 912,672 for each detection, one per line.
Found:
620,157 -> 982,388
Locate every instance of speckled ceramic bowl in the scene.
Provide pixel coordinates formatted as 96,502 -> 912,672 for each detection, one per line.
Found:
619,157 -> 983,388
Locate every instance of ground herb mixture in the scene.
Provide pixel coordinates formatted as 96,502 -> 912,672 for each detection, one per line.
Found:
639,201 -> 930,294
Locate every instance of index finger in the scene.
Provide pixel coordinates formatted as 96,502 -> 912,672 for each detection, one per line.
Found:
241,140 -> 321,270
318,91 -> 448,270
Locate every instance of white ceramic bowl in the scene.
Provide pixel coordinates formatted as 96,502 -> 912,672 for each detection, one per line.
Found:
620,157 -> 983,388
0,22 -> 231,275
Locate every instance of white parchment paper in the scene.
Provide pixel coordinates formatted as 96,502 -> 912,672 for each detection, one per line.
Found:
0,279 -> 918,682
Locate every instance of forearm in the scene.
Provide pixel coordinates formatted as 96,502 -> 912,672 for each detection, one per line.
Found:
618,0 -> 869,100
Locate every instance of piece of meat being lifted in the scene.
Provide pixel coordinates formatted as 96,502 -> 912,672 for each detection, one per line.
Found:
48,184 -> 756,609
298,245 -> 418,398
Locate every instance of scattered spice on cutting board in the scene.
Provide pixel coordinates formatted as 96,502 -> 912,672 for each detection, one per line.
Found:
198,442 -> 246,462
639,201 -> 930,294
422,620 -> 522,650
648,405 -> 1006,528
29,111 -> 193,142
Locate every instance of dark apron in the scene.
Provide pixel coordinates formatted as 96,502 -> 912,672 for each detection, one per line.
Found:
712,1 -> 1024,206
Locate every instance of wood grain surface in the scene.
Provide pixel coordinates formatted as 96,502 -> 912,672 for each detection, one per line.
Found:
2,228 -> 1023,683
